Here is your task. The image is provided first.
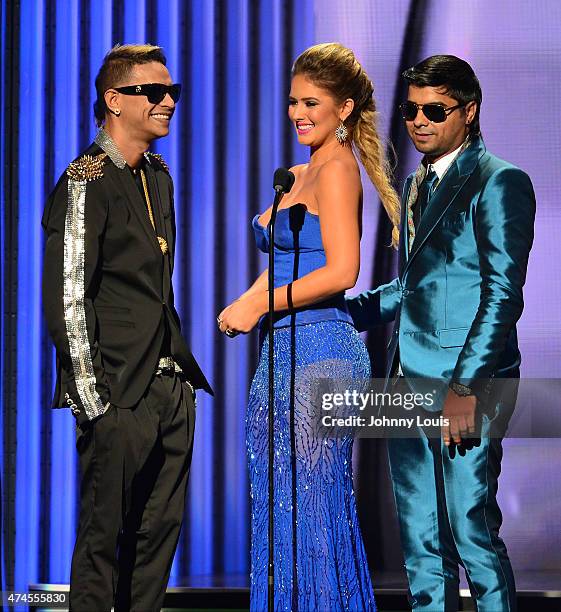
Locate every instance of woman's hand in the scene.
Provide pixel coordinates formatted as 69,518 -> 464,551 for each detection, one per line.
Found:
217,293 -> 267,337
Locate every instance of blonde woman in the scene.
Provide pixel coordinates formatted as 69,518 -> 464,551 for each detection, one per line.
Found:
218,43 -> 399,611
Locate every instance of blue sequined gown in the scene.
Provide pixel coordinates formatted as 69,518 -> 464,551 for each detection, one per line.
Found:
247,205 -> 376,611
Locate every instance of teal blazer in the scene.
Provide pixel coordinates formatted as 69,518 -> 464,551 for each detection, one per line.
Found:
347,137 -> 536,407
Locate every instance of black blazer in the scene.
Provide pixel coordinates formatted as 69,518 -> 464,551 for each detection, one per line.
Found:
42,138 -> 212,422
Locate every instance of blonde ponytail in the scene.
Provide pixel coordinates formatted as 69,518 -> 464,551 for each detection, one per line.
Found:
292,43 -> 401,249
353,106 -> 400,248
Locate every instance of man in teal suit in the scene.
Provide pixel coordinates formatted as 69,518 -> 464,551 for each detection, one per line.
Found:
347,56 -> 535,611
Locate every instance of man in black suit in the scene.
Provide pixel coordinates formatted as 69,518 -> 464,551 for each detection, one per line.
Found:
42,44 -> 212,611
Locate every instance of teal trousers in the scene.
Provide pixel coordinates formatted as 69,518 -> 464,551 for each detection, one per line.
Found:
388,406 -> 516,612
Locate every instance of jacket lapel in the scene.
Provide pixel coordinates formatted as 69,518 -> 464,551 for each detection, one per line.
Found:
403,136 -> 486,275
94,129 -> 162,258
398,176 -> 413,275
105,164 -> 163,258
144,157 -> 175,261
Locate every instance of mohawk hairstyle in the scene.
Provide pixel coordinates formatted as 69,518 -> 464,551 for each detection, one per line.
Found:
93,44 -> 167,126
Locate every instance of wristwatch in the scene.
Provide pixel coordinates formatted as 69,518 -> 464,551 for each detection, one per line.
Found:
449,382 -> 474,397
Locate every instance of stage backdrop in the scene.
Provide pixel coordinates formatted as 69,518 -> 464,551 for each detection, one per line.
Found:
1,0 -> 560,596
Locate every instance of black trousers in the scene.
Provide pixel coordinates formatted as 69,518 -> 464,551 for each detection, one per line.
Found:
69,371 -> 196,612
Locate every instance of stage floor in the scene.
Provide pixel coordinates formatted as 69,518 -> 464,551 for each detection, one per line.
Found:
32,570 -> 561,611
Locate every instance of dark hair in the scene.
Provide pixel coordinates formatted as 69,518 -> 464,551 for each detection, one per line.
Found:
93,44 -> 167,126
402,55 -> 482,136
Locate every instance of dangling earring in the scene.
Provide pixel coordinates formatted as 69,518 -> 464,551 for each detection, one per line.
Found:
113,109 -> 121,116
335,121 -> 348,144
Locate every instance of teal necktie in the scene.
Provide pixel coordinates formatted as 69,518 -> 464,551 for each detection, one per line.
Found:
414,168 -> 438,228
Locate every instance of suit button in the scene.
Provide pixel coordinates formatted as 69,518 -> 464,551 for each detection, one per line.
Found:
402,289 -> 410,296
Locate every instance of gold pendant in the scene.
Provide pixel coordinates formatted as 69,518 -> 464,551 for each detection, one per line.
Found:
158,236 -> 169,254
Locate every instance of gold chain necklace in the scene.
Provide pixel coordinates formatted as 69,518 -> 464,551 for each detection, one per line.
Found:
139,168 -> 168,254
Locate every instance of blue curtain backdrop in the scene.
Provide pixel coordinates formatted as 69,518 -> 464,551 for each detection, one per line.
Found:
2,0 -> 561,596
2,0 -> 314,591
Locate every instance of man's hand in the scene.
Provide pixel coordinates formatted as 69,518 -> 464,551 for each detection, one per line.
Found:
441,389 -> 477,446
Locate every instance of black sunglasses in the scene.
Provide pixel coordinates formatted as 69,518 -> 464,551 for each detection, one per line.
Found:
114,83 -> 182,104
400,101 -> 464,123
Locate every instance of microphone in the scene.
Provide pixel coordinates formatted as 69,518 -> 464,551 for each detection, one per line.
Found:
267,166 -> 294,611
273,167 -> 295,194
270,167 -> 295,227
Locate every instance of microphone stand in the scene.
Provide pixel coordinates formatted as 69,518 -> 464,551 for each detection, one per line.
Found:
267,187 -> 283,612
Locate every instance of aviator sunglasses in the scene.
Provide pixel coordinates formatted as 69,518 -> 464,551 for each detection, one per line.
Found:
400,101 -> 465,123
114,82 -> 182,104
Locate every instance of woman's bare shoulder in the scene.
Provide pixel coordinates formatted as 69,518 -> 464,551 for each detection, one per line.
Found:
316,155 -> 361,190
